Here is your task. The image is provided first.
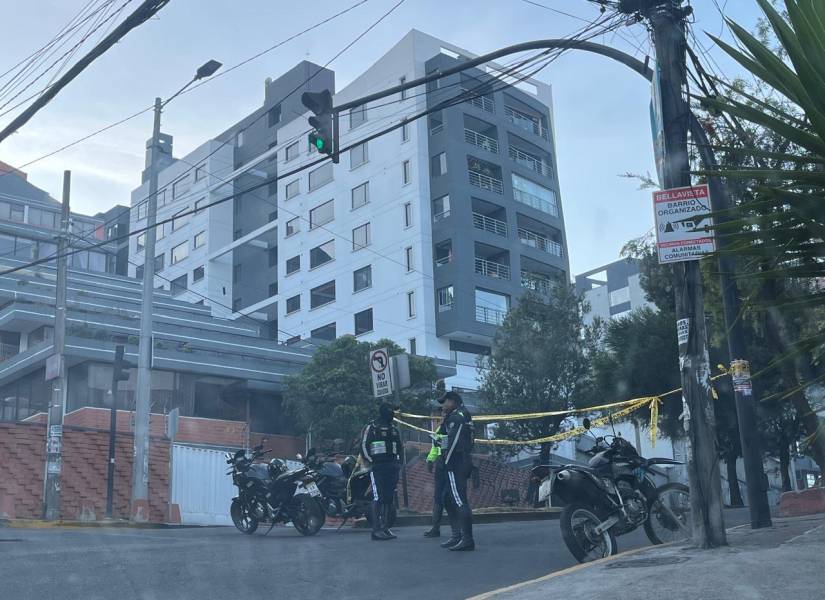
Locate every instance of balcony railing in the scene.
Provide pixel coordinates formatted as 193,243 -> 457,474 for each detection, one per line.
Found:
505,105 -> 549,140
462,88 -> 495,113
518,228 -> 562,256
435,254 -> 452,267
475,257 -> 511,280
464,128 -> 499,154
468,170 -> 503,195
475,305 -> 506,325
521,270 -> 554,296
513,188 -> 559,217
473,212 -> 508,237
430,123 -> 444,135
0,343 -> 19,363
509,146 -> 553,178
433,209 -> 451,222
438,301 -> 454,312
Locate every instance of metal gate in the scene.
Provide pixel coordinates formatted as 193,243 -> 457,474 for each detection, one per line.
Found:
171,444 -> 236,526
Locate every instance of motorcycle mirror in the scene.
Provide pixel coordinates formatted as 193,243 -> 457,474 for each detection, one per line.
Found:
582,417 -> 591,430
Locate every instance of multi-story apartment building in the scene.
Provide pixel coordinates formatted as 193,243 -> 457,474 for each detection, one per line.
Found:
575,257 -> 655,326
129,31 -> 569,390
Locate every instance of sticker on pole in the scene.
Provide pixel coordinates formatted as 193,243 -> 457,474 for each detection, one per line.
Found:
730,359 -> 753,397
654,184 -> 715,264
370,348 -> 392,398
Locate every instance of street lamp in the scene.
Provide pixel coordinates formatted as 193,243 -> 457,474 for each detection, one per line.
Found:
131,60 -> 221,519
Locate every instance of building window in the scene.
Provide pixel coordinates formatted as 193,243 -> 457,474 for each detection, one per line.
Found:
431,152 -> 447,176
310,280 -> 336,309
194,164 -> 207,181
285,141 -> 299,162
285,335 -> 301,345
233,264 -> 242,284
310,240 -> 335,269
409,338 -> 416,354
403,202 -> 412,228
401,122 -> 409,142
286,255 -> 300,275
268,246 -> 277,267
407,290 -> 416,318
137,201 -> 148,221
352,223 -> 370,251
399,76 -> 407,100
193,265 -> 204,282
172,175 -> 190,199
433,195 -> 450,220
402,160 -> 411,185
135,265 -> 144,280
171,241 -> 189,264
194,230 -> 206,248
136,232 -> 146,252
269,210 -> 278,222
285,180 -> 299,199
475,288 -> 509,325
351,182 -> 369,209
511,173 -> 558,216
438,285 -> 454,311
405,246 -> 413,272
354,308 -> 373,335
194,197 -> 206,214
268,282 -> 278,296
172,208 -> 190,231
285,217 -> 300,237
154,254 -> 164,272
350,104 -> 367,129
353,265 -> 372,292
311,322 -> 336,341
171,274 -> 187,296
9,204 -> 24,222
309,162 -> 333,191
310,199 -> 334,229
609,286 -> 631,307
267,104 -> 281,127
350,142 -> 368,169
286,294 -> 300,314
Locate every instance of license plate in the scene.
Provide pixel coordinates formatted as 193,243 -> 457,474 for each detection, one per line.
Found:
305,482 -> 321,497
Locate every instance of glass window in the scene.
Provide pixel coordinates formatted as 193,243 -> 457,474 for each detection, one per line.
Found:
431,152 -> 447,176
399,76 -> 407,100
409,338 -> 416,354
310,199 -> 334,229
286,294 -> 300,314
352,223 -> 370,251
269,282 -> 278,296
0,202 -> 10,220
172,208 -> 189,231
89,251 -> 105,272
171,274 -> 187,296
135,265 -> 144,280
433,194 -> 450,220
311,323 -> 336,341
268,246 -> 277,267
286,255 -> 300,275
438,285 -> 454,311
193,265 -> 204,282
194,164 -> 207,181
475,288 -> 509,325
285,217 -> 300,237
194,230 -> 206,248
353,265 -> 372,292
354,308 -> 373,335
309,162 -> 333,191
285,180 -> 299,199
404,202 -> 412,227
351,182 -> 369,209
136,232 -> 146,252
350,142 -> 368,169
402,160 -> 411,184
401,122 -> 409,142
405,246 -> 413,272
172,175 -> 190,199
194,198 -> 206,214
154,254 -> 164,272
268,104 -> 281,127
407,290 -> 416,318
285,335 -> 301,345
285,141 -> 299,162
310,240 -> 335,269
609,286 -> 631,307
310,280 -> 336,309
511,173 -> 558,216
350,104 -> 367,129
9,204 -> 24,222
171,241 -> 188,264
137,201 -> 148,221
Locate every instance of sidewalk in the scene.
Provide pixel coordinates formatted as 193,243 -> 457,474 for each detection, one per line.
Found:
474,514 -> 825,600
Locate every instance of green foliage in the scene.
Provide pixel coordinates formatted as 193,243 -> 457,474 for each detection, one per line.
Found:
282,336 -> 437,447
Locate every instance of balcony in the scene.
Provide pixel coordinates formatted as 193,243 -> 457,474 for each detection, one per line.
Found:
475,257 -> 510,280
509,146 -> 553,178
469,170 -> 503,195
505,105 -> 549,140
0,343 -> 19,363
521,271 -> 554,296
513,188 -> 558,217
435,255 -> 452,267
518,228 -> 562,256
433,208 -> 451,222
462,88 -> 495,113
438,301 -> 454,312
475,304 -> 506,325
465,129 -> 499,154
473,212 -> 508,237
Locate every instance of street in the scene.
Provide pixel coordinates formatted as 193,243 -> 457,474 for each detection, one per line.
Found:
0,508 -> 752,600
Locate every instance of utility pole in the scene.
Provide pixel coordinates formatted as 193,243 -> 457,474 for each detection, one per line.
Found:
106,344 -> 129,519
43,170 -> 71,520
623,0 -> 727,547
391,357 -> 410,509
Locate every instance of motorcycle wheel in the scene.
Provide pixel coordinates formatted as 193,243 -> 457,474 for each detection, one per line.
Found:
291,495 -> 325,536
560,502 -> 616,563
230,498 -> 259,535
644,482 -> 691,545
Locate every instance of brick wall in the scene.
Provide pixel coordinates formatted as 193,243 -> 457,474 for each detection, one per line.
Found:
0,421 -> 44,519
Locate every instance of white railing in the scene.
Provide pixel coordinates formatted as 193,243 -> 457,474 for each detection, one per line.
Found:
464,129 -> 499,154
430,123 -> 444,135
475,305 -> 506,325
513,188 -> 559,217
435,255 -> 452,267
518,228 -> 562,256
433,209 -> 451,222
475,257 -> 510,280
438,301 -> 454,312
468,170 -> 504,195
463,88 -> 495,113
473,212 -> 508,237
521,271 -> 554,296
505,105 -> 549,140
509,146 -> 553,178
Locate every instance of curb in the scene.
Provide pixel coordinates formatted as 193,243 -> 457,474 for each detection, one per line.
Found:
0,518 -> 216,530
357,509 -> 562,528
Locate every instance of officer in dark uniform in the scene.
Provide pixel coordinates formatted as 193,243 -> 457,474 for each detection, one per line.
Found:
360,402 -> 402,541
423,426 -> 446,538
438,391 -> 475,551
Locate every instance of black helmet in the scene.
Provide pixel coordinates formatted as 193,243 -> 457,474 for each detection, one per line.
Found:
268,458 -> 288,478
378,402 -> 395,422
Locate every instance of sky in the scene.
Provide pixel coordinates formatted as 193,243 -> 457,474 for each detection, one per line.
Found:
0,0 -> 765,275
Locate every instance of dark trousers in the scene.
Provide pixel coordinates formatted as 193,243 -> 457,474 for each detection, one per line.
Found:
432,463 -> 446,527
370,461 -> 399,505
445,461 -> 473,540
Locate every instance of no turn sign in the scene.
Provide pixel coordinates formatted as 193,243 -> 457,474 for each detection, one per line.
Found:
369,348 -> 392,398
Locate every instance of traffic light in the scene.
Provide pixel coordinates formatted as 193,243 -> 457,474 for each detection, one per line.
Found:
112,345 -> 129,382
301,89 -> 337,162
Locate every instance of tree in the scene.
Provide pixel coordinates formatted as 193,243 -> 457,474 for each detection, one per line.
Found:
282,336 -> 437,449
479,287 -> 597,463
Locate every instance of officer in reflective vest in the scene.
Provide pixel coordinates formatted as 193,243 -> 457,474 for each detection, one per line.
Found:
360,402 -> 402,541
437,391 -> 475,551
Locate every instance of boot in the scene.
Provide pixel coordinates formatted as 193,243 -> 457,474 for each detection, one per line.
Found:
382,504 -> 397,539
423,526 -> 440,538
424,503 -> 443,537
370,502 -> 391,541
441,505 -> 461,548
449,507 -> 474,551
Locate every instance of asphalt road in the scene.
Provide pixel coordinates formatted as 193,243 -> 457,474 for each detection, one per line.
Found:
0,508 -> 752,600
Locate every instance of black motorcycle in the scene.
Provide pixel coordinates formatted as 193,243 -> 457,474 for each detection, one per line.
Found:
226,444 -> 325,536
298,449 -> 397,528
535,419 -> 691,562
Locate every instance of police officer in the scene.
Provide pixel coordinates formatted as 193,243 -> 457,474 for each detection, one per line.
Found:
360,402 -> 402,541
438,391 -> 475,551
423,427 -> 446,538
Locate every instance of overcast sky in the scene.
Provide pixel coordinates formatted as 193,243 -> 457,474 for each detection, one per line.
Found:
0,0 -> 763,275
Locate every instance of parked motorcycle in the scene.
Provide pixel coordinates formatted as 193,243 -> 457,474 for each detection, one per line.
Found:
535,418 -> 691,562
298,448 -> 397,528
226,444 -> 325,536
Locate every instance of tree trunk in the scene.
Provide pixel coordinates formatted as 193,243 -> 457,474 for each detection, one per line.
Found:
725,453 -> 744,507
779,443 -> 793,492
539,441 -> 551,465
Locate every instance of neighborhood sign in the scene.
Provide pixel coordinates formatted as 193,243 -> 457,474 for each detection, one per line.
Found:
653,184 -> 716,264
370,348 -> 392,398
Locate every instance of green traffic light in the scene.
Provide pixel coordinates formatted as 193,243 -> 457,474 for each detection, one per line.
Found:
315,137 -> 325,151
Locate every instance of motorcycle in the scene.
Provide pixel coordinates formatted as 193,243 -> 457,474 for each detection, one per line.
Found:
535,418 -> 691,563
298,448 -> 397,529
226,444 -> 326,536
